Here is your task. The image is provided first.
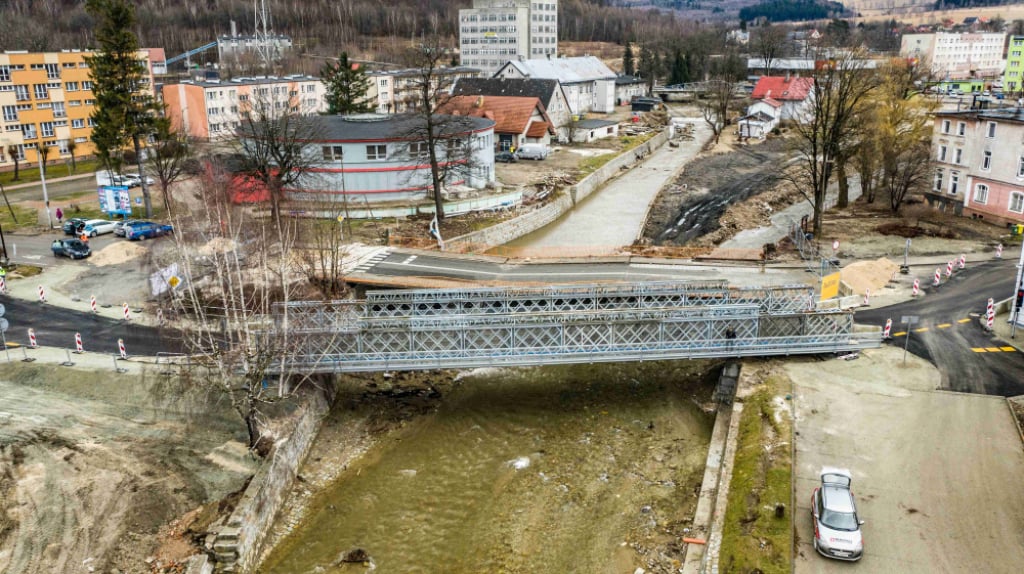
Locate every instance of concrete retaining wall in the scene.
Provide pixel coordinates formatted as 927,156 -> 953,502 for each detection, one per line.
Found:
447,130 -> 669,251
209,380 -> 337,572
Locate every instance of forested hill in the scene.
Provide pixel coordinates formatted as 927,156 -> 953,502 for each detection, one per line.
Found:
0,0 -> 694,58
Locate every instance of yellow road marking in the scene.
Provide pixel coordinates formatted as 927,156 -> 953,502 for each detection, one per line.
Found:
937,323 -> 952,329
4,342 -> 20,348
985,347 -> 1002,352
1000,346 -> 1017,352
914,327 -> 929,333
957,318 -> 971,323
892,331 -> 907,337
972,348 -> 987,352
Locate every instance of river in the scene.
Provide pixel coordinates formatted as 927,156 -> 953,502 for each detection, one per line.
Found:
261,361 -> 717,573
502,120 -> 712,256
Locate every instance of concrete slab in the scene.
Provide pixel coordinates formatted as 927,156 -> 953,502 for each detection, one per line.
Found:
787,346 -> 1024,574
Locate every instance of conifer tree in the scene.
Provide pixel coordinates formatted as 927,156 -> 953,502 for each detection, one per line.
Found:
623,41 -> 635,76
322,52 -> 373,115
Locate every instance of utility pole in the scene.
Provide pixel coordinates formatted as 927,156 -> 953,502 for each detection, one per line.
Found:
1011,233 -> 1024,338
38,150 -> 53,229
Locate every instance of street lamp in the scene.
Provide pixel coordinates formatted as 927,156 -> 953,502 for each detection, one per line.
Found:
1011,231 -> 1024,338
37,147 -> 53,229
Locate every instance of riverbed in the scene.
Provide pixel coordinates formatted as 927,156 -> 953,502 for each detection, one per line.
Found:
261,361 -> 717,573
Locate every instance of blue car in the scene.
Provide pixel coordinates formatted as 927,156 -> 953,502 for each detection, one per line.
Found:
126,221 -> 173,240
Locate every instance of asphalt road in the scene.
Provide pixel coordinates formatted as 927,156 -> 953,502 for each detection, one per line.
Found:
4,230 -> 122,267
855,259 -> 1024,396
2,173 -> 97,204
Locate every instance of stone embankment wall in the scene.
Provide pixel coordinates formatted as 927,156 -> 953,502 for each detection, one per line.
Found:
447,130 -> 670,251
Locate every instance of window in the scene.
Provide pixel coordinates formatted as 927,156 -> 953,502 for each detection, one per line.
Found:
68,100 -> 81,107
974,184 -> 989,204
14,85 -> 29,101
949,171 -> 959,195
33,83 -> 48,99
0,65 -> 9,82
1,105 -> 16,122
71,118 -> 84,128
40,122 -> 54,138
57,139 -> 69,154
52,102 -> 65,118
65,81 -> 79,91
1011,192 -> 1024,213
954,148 -> 962,164
957,122 -> 965,135
934,168 -> 944,191
987,122 -> 996,138
366,144 -> 387,160
81,81 -> 93,90
322,145 -> 344,161
938,145 -> 947,162
982,150 -> 992,170
941,119 -> 951,133
408,142 -> 428,156
21,124 -> 36,139
1019,155 -> 1024,178
44,63 -> 60,80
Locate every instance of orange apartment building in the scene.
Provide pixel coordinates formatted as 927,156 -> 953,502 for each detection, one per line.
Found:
161,75 -> 326,141
0,49 -> 156,171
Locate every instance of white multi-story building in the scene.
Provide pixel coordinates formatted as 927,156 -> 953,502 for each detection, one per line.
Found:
459,0 -> 558,76
900,32 -> 1006,80
494,56 -> 617,114
366,67 -> 481,114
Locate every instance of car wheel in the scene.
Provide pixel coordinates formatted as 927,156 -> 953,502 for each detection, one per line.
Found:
139,234 -> 147,240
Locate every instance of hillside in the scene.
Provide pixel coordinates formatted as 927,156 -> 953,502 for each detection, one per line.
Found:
0,0 -> 695,62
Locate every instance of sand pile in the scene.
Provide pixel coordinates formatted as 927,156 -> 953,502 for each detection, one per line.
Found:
841,257 -> 899,296
198,237 -> 238,256
90,241 -> 149,266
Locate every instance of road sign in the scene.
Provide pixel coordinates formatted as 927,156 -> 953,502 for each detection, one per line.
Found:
832,240 -> 840,251
337,215 -> 345,223
0,318 -> 8,333
168,276 -> 182,289
901,315 -> 919,325
0,303 -> 5,318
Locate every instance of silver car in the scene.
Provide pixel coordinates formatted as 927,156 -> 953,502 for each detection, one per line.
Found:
811,467 -> 864,561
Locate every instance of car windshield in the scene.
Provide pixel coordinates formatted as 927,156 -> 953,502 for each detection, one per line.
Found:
821,508 -> 859,531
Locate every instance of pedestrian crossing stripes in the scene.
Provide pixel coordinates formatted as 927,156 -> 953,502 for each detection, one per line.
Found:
350,249 -> 391,273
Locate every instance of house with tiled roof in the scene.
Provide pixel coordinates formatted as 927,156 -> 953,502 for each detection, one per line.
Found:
493,56 -> 617,114
452,77 -> 572,141
751,75 -> 815,121
439,95 -> 556,150
741,97 -> 782,138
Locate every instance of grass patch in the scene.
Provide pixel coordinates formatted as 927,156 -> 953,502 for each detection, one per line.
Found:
577,152 -> 616,176
0,158 -> 102,186
0,204 -> 39,231
718,376 -> 793,574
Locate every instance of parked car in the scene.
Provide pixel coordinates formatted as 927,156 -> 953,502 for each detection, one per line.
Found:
81,219 -> 117,237
51,239 -> 92,260
516,143 -> 550,160
126,222 -> 173,240
123,173 -> 155,187
811,468 -> 864,561
62,217 -> 89,235
495,151 -> 519,163
114,219 -> 142,237
95,170 -> 132,187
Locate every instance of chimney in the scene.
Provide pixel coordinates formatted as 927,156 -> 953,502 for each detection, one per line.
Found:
784,70 -> 791,82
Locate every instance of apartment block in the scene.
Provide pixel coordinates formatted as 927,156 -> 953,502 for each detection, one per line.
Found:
930,108 -> 1024,226
366,67 -> 481,114
900,32 -> 1005,80
1004,36 -> 1024,94
459,0 -> 558,76
161,75 -> 325,141
0,49 -> 156,170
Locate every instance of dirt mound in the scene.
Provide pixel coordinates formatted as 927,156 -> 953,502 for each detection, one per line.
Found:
841,257 -> 899,296
198,237 -> 238,256
90,241 -> 149,267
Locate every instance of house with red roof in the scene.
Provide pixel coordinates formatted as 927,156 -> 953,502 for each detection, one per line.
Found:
751,75 -> 815,121
438,95 -> 556,151
739,97 -> 783,139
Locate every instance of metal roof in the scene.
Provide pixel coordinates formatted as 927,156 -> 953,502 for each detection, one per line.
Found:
502,56 -> 617,84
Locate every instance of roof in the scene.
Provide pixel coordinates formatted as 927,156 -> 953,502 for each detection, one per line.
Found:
526,121 -> 552,137
739,111 -> 775,123
439,95 -> 554,136
501,56 -> 617,84
452,77 -> 561,103
368,66 -> 481,79
144,48 -> 166,62
576,118 -> 618,129
169,74 -> 319,88
751,76 -> 814,101
934,107 -> 1024,123
757,97 -> 783,108
238,113 -> 496,143
615,75 -> 644,85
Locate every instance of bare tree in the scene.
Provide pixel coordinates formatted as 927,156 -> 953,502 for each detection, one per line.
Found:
752,24 -> 787,77
66,139 -> 78,171
787,50 -> 878,237
699,80 -> 736,145
35,143 -> 50,175
5,145 -> 18,181
149,115 -> 193,215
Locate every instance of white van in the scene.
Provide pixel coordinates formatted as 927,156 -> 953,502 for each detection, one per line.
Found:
516,143 -> 550,160
95,170 -> 131,187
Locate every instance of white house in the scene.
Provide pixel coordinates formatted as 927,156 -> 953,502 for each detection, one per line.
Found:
751,75 -> 814,121
494,56 -> 617,114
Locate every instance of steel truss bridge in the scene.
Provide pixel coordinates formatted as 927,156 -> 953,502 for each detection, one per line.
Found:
270,281 -> 881,374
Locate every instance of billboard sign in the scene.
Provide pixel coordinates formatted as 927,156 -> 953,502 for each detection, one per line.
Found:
98,186 -> 132,215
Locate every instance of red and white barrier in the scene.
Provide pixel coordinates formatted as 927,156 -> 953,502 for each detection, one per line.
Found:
959,254 -> 966,270
37,285 -> 46,303
996,243 -> 1004,259
933,268 -> 942,286
863,289 -> 871,306
912,278 -> 920,297
883,318 -> 892,339
27,328 -> 37,349
0,276 -> 6,293
122,302 -> 131,321
945,260 -> 953,278
986,298 -> 995,330
117,338 -> 127,360
74,332 -> 83,354
156,308 -> 164,326
90,295 -> 97,313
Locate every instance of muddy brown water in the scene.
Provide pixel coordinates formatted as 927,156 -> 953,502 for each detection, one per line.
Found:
261,361 -> 717,573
